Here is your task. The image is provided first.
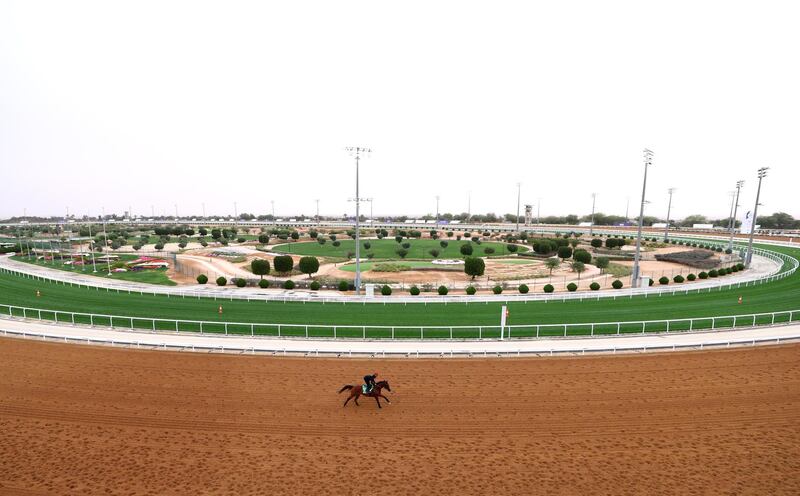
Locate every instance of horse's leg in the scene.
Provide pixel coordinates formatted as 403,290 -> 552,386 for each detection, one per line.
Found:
343,395 -> 352,407
354,392 -> 360,406
374,396 -> 382,408
379,394 -> 391,403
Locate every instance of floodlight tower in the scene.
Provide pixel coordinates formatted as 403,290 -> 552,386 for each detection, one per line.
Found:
664,188 -> 675,241
315,199 -> 320,221
101,207 -> 111,276
436,195 -> 440,228
345,146 -> 372,295
631,149 -> 653,288
727,180 -> 744,251
745,168 -> 768,268
589,193 -> 596,237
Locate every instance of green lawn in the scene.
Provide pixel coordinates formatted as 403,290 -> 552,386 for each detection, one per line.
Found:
10,254 -> 177,286
0,243 -> 797,339
273,238 -> 527,260
338,261 -> 447,272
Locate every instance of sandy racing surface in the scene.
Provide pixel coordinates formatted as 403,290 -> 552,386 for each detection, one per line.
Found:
1,339 -> 798,495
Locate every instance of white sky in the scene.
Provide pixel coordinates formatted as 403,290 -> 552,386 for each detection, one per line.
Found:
1,1 -> 798,220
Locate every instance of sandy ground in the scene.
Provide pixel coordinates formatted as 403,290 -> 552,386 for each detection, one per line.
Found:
1,339 -> 798,495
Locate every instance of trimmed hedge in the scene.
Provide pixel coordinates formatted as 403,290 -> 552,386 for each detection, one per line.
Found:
409,286 -> 420,295
235,278 -> 247,288
589,282 -> 600,291
465,286 -> 477,295
708,269 -> 718,277
543,284 -> 554,293
338,280 -> 349,292
283,280 -> 295,289
438,285 -> 449,295
492,285 -> 503,294
518,284 -> 529,294
611,279 -> 623,289
659,276 -> 669,285
673,275 -> 685,283
566,282 -> 578,292
196,274 -> 208,284
381,285 -> 392,296
687,273 -> 696,281
259,279 -> 270,289
699,271 -> 709,279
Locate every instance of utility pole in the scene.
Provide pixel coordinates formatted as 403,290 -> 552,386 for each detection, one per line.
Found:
467,191 -> 471,223
537,198 -> 541,225
436,195 -> 440,229
728,180 -> 744,251
625,196 -> 630,223
202,202 -> 206,219
87,214 -> 97,272
234,202 -> 238,232
589,193 -> 596,238
315,199 -> 320,221
346,146 -> 371,295
664,188 -> 675,241
101,207 -> 111,275
174,204 -> 179,220
745,168 -> 768,268
631,149 -> 653,288
271,200 -> 275,221
515,183 -> 521,232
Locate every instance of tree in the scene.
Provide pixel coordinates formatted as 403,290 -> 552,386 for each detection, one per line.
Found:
395,235 -> 403,243
440,240 -> 448,248
273,255 -> 294,275
395,248 -> 409,259
594,256 -> 609,273
401,242 -> 411,249
258,234 -> 270,244
571,261 -> 586,279
199,227 -> 208,236
428,248 -> 440,258
363,241 -> 371,250
298,256 -> 320,277
573,249 -> 591,264
590,238 -> 602,249
463,257 -> 485,280
506,244 -> 518,253
211,229 -> 221,240
332,240 -> 341,247
251,259 -> 270,279
460,243 -> 473,256
557,246 -> 573,261
545,257 -> 560,275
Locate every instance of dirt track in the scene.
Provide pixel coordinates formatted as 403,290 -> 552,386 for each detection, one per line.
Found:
1,339 -> 799,495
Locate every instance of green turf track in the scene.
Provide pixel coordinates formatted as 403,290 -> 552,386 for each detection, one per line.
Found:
0,243 -> 798,339
271,238 -> 527,259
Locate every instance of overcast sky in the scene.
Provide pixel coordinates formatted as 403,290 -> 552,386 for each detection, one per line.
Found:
1,1 -> 798,221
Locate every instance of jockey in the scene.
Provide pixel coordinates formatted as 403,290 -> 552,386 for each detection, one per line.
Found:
364,373 -> 378,393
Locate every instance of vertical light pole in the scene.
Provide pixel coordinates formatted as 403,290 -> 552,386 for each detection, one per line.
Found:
625,196 -> 630,223
745,168 -> 768,268
271,200 -> 275,222
151,205 -> 155,218
664,188 -> 675,241
515,183 -> 521,232
88,215 -> 97,272
537,198 -> 541,225
589,193 -> 596,238
346,146 -> 371,295
631,149 -> 653,288
315,199 -> 320,221
202,202 -> 206,219
435,195 -> 440,229
101,207 -> 111,275
174,204 -> 179,220
467,191 -> 471,223
728,180 -> 744,251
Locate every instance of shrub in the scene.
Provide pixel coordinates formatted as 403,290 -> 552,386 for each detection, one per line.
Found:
259,279 -> 270,289
237,237 -> 246,243
196,274 -> 208,284
401,242 -> 411,249
573,249 -> 591,264
659,276 -> 669,285
589,282 -> 600,291
309,281 -> 320,291
395,236 -> 403,243
235,278 -> 247,288
154,243 -> 164,250
542,284 -> 555,293
290,232 -> 299,240
492,285 -> 503,294
251,259 -> 270,279
483,247 -> 495,255
460,243 -> 474,256
273,255 -> 294,274
557,246 -> 573,260
731,265 -> 739,272
332,240 -> 341,247
438,285 -> 449,295
465,286 -> 477,295
518,284 -> 529,294
429,249 -> 441,258
216,276 -> 227,286
699,271 -> 709,279
283,280 -> 295,289
590,238 -> 603,249
687,273 -> 696,281
317,238 -> 327,245
674,275 -> 685,283
440,240 -> 448,248
381,285 -> 392,296
611,279 -> 623,289
363,241 -> 371,250
507,244 -> 518,253
395,248 -> 409,258
708,269 -> 718,277
594,256 -> 609,272
298,256 -> 320,277
409,286 -> 420,295
464,257 -> 485,279
338,280 -> 349,292
566,282 -> 577,292
736,263 -> 744,270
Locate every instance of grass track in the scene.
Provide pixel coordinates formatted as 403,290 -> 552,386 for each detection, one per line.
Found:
272,238 -> 527,259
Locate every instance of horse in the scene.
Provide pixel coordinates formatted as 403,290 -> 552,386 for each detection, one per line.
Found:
338,380 -> 392,408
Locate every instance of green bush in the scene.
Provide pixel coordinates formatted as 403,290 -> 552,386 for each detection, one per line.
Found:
557,246 -> 573,260
460,243 -> 473,256
395,248 -> 409,258
659,276 -> 669,285
235,278 -> 247,288
492,285 -> 503,294
566,282 -> 577,292
507,244 -> 518,253
381,285 -> 392,296
687,273 -> 696,281
465,286 -> 477,295
196,274 -> 208,284
589,282 -> 600,291
736,263 -> 745,270
237,237 -> 246,243
283,280 -> 295,289
573,249 -> 591,264
438,285 -> 449,295
440,240 -> 448,248
273,255 -> 294,274
338,280 -> 349,292
154,243 -> 164,250
590,238 -> 602,249
543,284 -> 555,293
464,257 -> 485,279
611,279 -> 623,289
309,281 -> 320,290
673,275 -> 685,283
401,242 -> 411,249
708,269 -> 718,277
699,271 -> 708,279
298,256 -> 320,277
332,240 -> 341,247
409,286 -> 420,295
216,276 -> 227,286
363,241 -> 371,250
251,259 -> 270,279
259,279 -> 270,289
518,284 -> 529,294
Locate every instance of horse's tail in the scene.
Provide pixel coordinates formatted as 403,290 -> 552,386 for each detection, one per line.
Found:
338,385 -> 354,394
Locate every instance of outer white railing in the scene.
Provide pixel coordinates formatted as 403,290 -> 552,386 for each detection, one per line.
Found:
2,303 -> 797,340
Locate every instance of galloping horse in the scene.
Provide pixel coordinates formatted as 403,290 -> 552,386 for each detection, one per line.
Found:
339,380 -> 392,408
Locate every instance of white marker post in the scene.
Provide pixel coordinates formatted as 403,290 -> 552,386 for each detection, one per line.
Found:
500,305 -> 508,340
